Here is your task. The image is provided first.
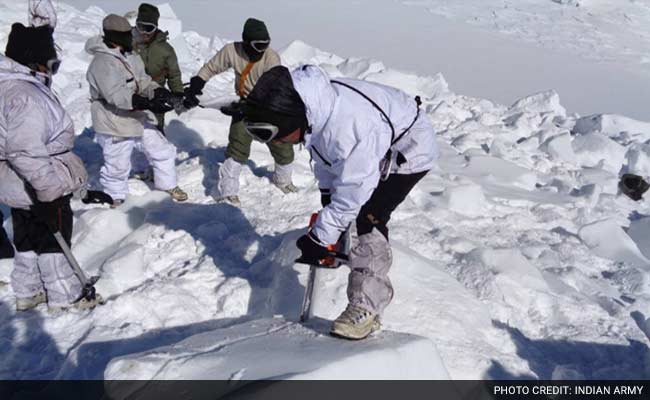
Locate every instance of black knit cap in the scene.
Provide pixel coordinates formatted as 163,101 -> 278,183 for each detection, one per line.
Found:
5,23 -> 57,68
137,3 -> 160,25
243,66 -> 307,139
242,18 -> 270,42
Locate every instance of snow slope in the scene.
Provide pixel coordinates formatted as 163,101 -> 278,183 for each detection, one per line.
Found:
58,0 -> 650,121
2,0 -> 650,383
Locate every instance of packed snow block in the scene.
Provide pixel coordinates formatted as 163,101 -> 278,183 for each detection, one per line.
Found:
578,219 -> 650,269
104,318 -> 450,384
624,144 -> 650,177
573,114 -> 650,142
462,155 -> 539,190
443,184 -> 488,216
337,58 -> 385,79
540,132 -> 576,162
365,69 -> 449,100
279,40 -> 344,67
571,133 -> 626,174
457,248 -> 552,320
627,217 -> 650,263
505,90 -> 566,120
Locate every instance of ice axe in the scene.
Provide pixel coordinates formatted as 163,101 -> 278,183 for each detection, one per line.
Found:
51,230 -> 99,302
296,214 -> 351,322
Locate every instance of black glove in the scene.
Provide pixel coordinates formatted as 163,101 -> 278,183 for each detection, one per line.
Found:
132,92 -> 174,114
82,190 -> 114,205
319,188 -> 332,207
149,91 -> 174,114
187,76 -> 205,96
132,93 -> 150,110
153,87 -> 172,102
220,101 -> 244,122
31,196 -> 68,233
296,231 -> 331,264
182,76 -> 206,109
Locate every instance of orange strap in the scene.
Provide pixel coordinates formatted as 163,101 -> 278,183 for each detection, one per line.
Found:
238,62 -> 256,97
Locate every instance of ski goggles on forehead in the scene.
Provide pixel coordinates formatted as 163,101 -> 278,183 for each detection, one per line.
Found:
249,39 -> 270,53
243,120 -> 280,143
136,21 -> 157,34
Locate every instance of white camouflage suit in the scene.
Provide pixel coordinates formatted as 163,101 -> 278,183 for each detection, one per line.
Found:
85,36 -> 177,201
292,65 -> 439,315
0,55 -> 87,307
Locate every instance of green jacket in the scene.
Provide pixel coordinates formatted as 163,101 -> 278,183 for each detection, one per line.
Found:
134,30 -> 183,94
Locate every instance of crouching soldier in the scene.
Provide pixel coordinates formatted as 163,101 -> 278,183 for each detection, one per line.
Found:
86,14 -> 188,206
240,65 -> 439,339
1,23 -> 102,311
184,18 -> 296,205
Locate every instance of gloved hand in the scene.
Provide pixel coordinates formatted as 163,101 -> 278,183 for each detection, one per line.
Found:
183,76 -> 206,109
132,93 -> 174,114
220,101 -> 244,121
319,188 -> 332,207
187,76 -> 206,96
132,93 -> 150,110
31,196 -> 68,233
296,231 -> 331,264
153,87 -> 172,102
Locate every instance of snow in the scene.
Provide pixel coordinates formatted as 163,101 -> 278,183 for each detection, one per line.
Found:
54,0 -> 650,121
2,0 -> 650,384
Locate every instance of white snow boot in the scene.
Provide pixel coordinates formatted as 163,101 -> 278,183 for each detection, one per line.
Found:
215,195 -> 241,206
48,293 -> 105,313
166,186 -> 188,202
330,304 -> 381,340
16,291 -> 47,312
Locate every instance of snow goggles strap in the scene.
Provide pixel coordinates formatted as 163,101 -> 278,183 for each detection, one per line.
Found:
136,21 -> 157,34
243,120 -> 280,143
250,39 -> 270,53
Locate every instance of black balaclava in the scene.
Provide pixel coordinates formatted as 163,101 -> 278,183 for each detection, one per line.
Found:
5,23 -> 57,70
241,18 -> 270,62
243,66 -> 308,140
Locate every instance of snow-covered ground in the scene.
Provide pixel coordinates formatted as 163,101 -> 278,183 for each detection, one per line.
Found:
2,0 -> 650,383
58,0 -> 650,120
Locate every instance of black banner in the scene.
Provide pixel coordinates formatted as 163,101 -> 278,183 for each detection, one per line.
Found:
1,380 -> 649,400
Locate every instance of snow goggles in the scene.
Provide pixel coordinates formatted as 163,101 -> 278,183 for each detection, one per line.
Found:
136,21 -> 157,34
249,39 -> 270,53
243,120 -> 280,143
47,58 -> 61,75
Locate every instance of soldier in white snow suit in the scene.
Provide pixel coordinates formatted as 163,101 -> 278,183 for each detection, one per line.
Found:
0,23 -> 101,311
86,14 -> 188,206
240,65 -> 439,339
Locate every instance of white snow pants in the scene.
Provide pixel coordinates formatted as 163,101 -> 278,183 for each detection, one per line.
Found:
216,157 -> 242,198
216,157 -> 294,198
272,162 -> 293,187
347,229 -> 394,316
11,251 -> 82,307
96,126 -> 177,200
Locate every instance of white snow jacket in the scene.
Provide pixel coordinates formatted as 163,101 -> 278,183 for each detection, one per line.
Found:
85,36 -> 159,138
291,65 -> 439,245
0,55 -> 87,209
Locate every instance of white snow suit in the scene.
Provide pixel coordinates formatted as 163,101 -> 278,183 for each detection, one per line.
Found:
0,55 -> 86,307
85,36 -> 177,200
291,65 -> 439,315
